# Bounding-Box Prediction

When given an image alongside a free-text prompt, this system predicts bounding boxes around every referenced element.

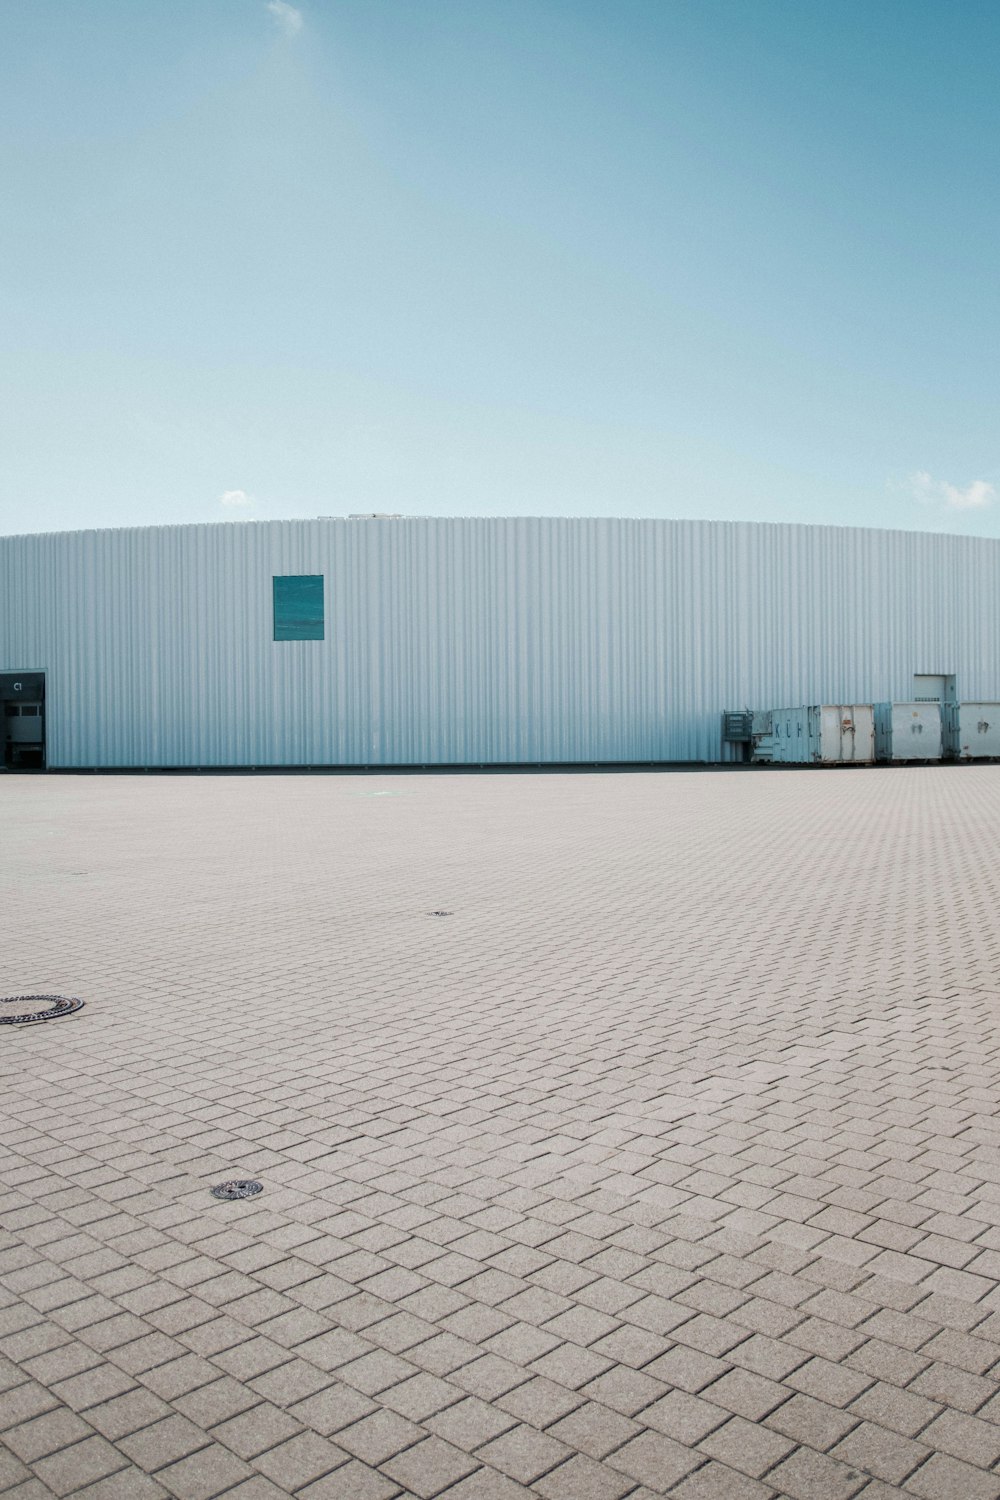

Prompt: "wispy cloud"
[266,1,303,37]
[220,489,252,508]
[907,470,996,511]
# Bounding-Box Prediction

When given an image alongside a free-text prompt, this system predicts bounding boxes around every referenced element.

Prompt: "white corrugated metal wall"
[3,516,1000,767]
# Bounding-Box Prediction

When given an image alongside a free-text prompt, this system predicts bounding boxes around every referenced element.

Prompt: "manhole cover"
[210,1180,263,1201]
[0,995,85,1025]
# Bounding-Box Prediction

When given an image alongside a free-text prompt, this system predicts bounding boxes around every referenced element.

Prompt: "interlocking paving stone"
[30,1434,128,1497]
[251,1429,351,1489]
[151,1442,254,1499]
[381,1433,479,1494]
[296,1463,402,1499]
[670,1462,777,1499]
[475,1423,572,1483]
[7,767,1000,1498]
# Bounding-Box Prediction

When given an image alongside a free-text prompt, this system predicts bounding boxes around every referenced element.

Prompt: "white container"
[874,702,942,761]
[754,706,874,764]
[943,703,1000,760]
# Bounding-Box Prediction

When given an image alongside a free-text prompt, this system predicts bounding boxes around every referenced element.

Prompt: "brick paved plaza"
[6,766,1000,1500]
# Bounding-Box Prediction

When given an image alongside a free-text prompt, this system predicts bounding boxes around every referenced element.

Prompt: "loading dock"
[1,672,45,769]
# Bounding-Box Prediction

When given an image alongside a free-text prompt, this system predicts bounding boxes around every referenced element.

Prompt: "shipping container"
[873,702,943,761]
[943,703,1000,760]
[752,706,874,764]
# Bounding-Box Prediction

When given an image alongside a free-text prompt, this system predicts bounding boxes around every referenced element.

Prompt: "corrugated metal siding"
[4,516,1000,767]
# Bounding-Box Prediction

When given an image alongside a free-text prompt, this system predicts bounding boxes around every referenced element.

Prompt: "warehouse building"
[2,515,1000,770]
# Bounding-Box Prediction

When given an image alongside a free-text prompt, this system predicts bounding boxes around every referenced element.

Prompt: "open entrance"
[1,673,45,770]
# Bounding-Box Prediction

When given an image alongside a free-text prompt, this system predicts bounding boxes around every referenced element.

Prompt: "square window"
[273,575,324,641]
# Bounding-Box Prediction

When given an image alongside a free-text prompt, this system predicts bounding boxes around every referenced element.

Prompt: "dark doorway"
[1,673,45,770]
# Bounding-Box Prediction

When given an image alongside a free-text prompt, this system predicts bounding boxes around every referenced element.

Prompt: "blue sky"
[2,0,998,537]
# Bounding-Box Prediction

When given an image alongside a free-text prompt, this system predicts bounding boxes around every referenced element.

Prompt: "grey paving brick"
[2,1407,94,1463]
[919,1407,1000,1466]
[670,1461,778,1499]
[30,1435,128,1497]
[0,1382,60,1431]
[0,1450,33,1491]
[905,1452,1000,1499]
[335,1408,424,1465]
[437,1470,536,1499]
[50,1364,136,1413]
[698,1412,795,1477]
[152,1443,254,1500]
[11,771,1000,1500]
[474,1423,571,1482]
[547,1400,642,1458]
[704,1366,789,1421]
[785,1355,874,1407]
[643,1345,731,1392]
[0,1481,61,1500]
[173,1375,259,1428]
[69,1474,171,1500]
[252,1430,350,1489]
[495,1376,583,1427]
[382,1434,478,1496]
[606,1427,702,1488]
[138,1355,217,1403]
[831,1421,930,1485]
[288,1380,379,1434]
[84,1388,173,1442]
[766,1444,869,1498]
[425,1395,516,1449]
[847,1379,941,1437]
[209,1403,303,1460]
[115,1414,210,1473]
[533,1452,635,1499]
[451,1355,532,1400]
[297,1461,402,1500]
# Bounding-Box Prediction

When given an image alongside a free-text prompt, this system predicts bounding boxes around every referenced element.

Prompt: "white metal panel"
[816,705,874,764]
[874,702,943,761]
[3,517,1000,767]
[850,705,875,763]
[945,703,1000,759]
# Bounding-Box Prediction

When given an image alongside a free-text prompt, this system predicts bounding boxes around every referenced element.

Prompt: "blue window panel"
[273,574,324,641]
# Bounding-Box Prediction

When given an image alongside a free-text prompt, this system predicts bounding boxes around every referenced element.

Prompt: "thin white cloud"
[220,489,252,507]
[907,471,996,511]
[266,1,303,37]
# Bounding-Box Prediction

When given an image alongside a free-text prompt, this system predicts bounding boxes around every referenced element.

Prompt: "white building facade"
[3,515,1000,769]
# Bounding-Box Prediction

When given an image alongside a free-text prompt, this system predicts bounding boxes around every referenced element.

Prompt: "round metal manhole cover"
[210,1180,263,1201]
[0,995,85,1026]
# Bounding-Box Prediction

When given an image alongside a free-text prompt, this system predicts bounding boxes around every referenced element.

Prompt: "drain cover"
[210,1180,263,1201]
[0,995,85,1025]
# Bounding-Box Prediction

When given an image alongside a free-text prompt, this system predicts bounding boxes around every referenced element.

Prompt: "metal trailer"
[873,702,943,762]
[943,703,1000,760]
[751,705,874,765]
